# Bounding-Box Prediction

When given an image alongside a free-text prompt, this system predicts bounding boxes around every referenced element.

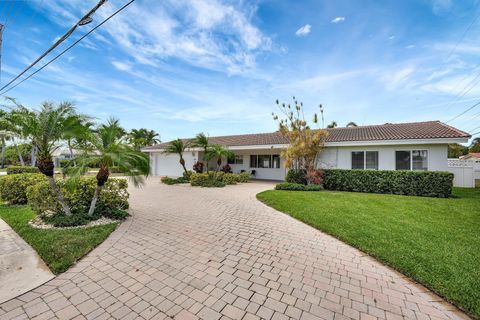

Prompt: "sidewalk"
[0,218,54,304]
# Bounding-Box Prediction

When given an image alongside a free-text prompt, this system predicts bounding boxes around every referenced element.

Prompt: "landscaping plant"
[164,138,191,176]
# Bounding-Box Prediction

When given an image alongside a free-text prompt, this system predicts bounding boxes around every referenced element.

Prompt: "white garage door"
[153,152,196,177]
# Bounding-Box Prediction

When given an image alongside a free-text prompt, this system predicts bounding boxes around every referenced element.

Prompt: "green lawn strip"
[0,205,118,274]
[257,188,480,318]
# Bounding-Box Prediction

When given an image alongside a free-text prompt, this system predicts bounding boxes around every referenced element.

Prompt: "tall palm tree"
[1,109,25,165]
[164,139,190,175]
[72,119,150,216]
[13,101,85,215]
[128,128,160,150]
[206,144,234,172]
[192,132,210,172]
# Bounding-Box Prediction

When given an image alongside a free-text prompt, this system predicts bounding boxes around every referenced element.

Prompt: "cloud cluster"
[295,24,311,36]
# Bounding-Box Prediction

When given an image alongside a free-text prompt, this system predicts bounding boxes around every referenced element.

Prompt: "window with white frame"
[249,154,280,168]
[351,151,379,170]
[395,150,428,170]
[228,155,243,165]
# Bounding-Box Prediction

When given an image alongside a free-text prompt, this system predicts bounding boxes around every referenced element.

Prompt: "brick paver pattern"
[0,180,470,320]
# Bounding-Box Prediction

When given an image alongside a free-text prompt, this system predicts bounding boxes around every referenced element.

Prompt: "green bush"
[190,172,225,187]
[285,169,307,185]
[161,176,189,185]
[42,212,95,227]
[323,169,454,198]
[6,166,40,175]
[26,177,129,216]
[275,182,323,191]
[183,170,194,179]
[0,173,46,204]
[237,172,251,183]
[222,173,238,185]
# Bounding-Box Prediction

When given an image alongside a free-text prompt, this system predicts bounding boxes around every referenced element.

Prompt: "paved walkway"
[0,219,54,305]
[0,179,469,320]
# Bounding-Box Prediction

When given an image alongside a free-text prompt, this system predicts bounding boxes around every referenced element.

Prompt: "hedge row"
[189,171,251,187]
[6,166,40,175]
[322,169,454,198]
[275,183,323,191]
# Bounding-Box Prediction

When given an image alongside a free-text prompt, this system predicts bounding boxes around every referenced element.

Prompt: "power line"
[446,100,480,123]
[0,0,108,94]
[444,10,480,63]
[469,124,480,133]
[0,0,137,95]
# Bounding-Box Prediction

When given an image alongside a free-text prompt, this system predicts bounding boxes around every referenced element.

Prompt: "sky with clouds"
[1,0,479,142]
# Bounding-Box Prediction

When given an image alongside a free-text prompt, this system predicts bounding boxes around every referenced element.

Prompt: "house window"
[396,150,428,171]
[228,155,243,165]
[272,155,280,168]
[258,155,271,168]
[250,155,258,168]
[412,150,428,170]
[351,151,378,170]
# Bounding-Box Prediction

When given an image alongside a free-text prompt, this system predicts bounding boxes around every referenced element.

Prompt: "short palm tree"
[164,139,190,175]
[327,121,338,128]
[205,144,234,172]
[192,132,210,172]
[73,118,150,216]
[12,101,86,215]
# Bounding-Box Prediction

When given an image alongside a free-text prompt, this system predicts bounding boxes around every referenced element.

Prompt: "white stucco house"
[142,121,471,181]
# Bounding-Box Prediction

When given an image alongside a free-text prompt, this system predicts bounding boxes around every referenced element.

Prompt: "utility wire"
[444,10,480,63]
[443,72,480,110]
[446,100,480,123]
[0,0,137,95]
[0,0,108,93]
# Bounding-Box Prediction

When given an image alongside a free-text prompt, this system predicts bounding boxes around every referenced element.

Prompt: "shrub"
[6,166,40,175]
[322,169,454,198]
[285,169,307,185]
[190,172,225,187]
[26,177,129,216]
[42,212,94,227]
[222,173,238,185]
[220,164,232,173]
[193,161,204,173]
[0,173,46,204]
[237,172,251,183]
[161,176,189,185]
[183,170,194,179]
[59,159,73,168]
[306,169,323,185]
[275,182,323,191]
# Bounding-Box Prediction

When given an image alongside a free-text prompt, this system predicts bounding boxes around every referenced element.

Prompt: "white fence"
[447,159,480,188]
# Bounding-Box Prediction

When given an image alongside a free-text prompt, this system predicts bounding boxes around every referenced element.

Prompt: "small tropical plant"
[164,138,191,175]
[205,144,234,172]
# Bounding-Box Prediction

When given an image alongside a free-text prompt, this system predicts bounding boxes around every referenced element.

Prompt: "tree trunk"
[88,185,103,216]
[179,157,188,175]
[204,148,209,173]
[68,140,76,166]
[1,137,5,169]
[13,138,24,166]
[47,176,72,215]
[31,146,36,166]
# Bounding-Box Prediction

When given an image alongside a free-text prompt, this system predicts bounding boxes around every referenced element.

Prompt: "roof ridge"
[324,120,440,130]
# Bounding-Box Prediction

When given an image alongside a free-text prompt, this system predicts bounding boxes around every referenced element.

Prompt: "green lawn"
[257,188,480,318]
[0,205,118,274]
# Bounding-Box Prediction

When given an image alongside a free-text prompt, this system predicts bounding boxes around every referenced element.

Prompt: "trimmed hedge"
[6,166,40,175]
[189,172,250,187]
[161,176,189,185]
[26,177,129,215]
[0,173,46,204]
[285,169,307,184]
[275,182,323,191]
[323,169,454,198]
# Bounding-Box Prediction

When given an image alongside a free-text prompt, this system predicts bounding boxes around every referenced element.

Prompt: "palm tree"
[72,118,150,216]
[205,144,234,172]
[13,101,86,215]
[326,121,338,128]
[164,139,190,175]
[346,121,358,127]
[63,115,94,166]
[128,128,160,150]
[1,109,26,166]
[192,132,210,172]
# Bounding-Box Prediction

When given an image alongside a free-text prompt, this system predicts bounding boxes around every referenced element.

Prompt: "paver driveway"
[0,179,469,320]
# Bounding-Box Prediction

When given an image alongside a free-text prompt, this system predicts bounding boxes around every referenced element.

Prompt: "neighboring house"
[142,121,470,180]
[460,153,480,160]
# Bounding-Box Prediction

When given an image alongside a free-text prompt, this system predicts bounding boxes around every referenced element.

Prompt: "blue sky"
[1,0,480,142]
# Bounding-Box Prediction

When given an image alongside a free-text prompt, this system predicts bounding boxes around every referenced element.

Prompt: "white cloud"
[295,24,311,37]
[111,61,132,72]
[331,17,345,23]
[389,36,395,40]
[406,44,415,49]
[382,67,415,90]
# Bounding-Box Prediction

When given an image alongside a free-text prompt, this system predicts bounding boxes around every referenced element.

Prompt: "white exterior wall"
[317,144,448,171]
[150,151,198,177]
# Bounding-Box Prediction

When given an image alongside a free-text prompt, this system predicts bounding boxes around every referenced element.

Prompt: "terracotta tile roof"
[142,121,470,150]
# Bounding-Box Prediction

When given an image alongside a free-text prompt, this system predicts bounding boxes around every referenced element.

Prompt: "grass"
[257,188,480,318]
[0,205,118,274]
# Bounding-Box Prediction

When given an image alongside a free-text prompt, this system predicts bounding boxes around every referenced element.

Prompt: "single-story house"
[142,121,470,181]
